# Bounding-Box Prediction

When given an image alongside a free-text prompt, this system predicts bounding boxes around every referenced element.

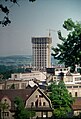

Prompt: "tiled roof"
[0,85,37,102]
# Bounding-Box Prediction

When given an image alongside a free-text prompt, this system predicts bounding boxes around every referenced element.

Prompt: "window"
[39,95,43,98]
[21,83,26,89]
[31,102,34,107]
[60,69,62,71]
[73,86,78,88]
[55,69,58,71]
[4,99,7,102]
[69,92,72,95]
[43,112,47,118]
[75,92,77,97]
[43,102,46,106]
[67,86,72,88]
[3,112,9,117]
[15,84,19,89]
[36,95,38,98]
[35,99,38,107]
[14,75,17,78]
[39,101,41,106]
[54,77,56,79]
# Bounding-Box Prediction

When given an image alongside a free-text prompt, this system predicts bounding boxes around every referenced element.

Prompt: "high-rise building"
[31,37,52,71]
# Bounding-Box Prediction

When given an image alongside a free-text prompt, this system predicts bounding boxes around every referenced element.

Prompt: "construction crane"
[47,29,56,37]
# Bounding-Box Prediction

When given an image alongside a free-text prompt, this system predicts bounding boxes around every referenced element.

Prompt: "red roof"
[0,85,37,102]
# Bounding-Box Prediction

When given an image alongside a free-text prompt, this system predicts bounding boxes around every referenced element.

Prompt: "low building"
[10,71,46,81]
[0,79,37,90]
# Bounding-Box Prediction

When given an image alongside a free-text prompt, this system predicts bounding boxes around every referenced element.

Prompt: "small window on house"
[60,69,62,71]
[43,112,47,117]
[14,75,17,78]
[43,102,46,106]
[39,101,41,106]
[69,92,72,95]
[73,86,78,88]
[55,69,58,71]
[3,112,9,117]
[36,95,38,98]
[67,86,72,88]
[4,99,7,102]
[75,92,77,97]
[54,77,56,79]
[39,95,43,98]
[31,102,34,107]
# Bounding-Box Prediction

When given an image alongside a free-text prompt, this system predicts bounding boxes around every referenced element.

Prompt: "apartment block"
[31,37,52,71]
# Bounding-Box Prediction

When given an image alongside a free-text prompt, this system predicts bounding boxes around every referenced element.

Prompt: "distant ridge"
[0,55,32,58]
[0,55,32,66]
[0,55,58,66]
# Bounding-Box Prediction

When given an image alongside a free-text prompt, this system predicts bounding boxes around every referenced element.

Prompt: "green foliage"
[0,65,27,79]
[0,102,9,119]
[10,83,15,89]
[0,0,36,26]
[14,97,35,119]
[63,18,75,31]
[52,18,81,72]
[0,102,9,110]
[48,80,74,118]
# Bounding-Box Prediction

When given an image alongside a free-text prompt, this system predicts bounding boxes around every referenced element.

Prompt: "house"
[0,85,53,119]
[72,97,81,116]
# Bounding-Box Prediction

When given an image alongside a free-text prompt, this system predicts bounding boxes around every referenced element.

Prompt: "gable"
[1,96,11,110]
[26,88,51,108]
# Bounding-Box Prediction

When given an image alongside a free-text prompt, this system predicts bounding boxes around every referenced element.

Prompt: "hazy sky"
[0,0,81,56]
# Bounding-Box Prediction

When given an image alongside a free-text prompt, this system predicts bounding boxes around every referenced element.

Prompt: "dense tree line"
[0,65,31,80]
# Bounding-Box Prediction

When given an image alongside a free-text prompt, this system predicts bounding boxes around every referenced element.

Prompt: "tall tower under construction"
[31,36,52,71]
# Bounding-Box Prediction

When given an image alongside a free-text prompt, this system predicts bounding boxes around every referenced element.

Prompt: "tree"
[10,83,15,89]
[0,0,36,27]
[0,102,9,119]
[14,97,35,119]
[48,80,74,118]
[52,18,81,72]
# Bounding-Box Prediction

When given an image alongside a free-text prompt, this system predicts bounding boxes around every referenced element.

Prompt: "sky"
[0,0,81,56]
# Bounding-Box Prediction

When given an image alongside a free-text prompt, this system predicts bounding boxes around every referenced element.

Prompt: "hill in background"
[0,55,58,67]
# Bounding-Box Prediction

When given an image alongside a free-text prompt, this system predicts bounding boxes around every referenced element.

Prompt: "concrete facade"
[31,37,52,71]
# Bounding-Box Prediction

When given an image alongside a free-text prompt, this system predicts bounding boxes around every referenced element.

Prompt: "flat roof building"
[31,37,52,71]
